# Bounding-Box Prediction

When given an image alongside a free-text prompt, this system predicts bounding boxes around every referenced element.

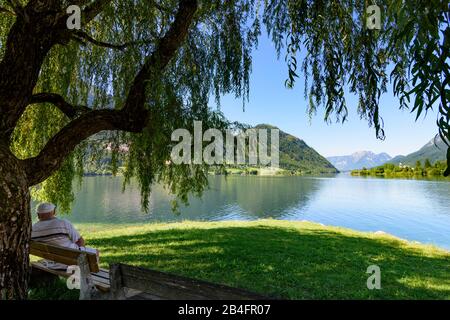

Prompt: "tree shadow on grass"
[88,225,450,299]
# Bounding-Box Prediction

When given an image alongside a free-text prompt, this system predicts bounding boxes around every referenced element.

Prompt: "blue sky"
[218,32,438,158]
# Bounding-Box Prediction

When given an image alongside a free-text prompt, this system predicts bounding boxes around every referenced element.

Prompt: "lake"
[40,175,450,250]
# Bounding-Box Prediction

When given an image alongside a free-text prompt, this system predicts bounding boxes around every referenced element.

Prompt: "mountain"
[327,151,392,171]
[389,136,447,166]
[255,124,338,173]
[86,123,339,175]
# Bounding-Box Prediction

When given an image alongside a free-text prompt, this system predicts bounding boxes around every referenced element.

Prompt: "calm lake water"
[42,175,450,250]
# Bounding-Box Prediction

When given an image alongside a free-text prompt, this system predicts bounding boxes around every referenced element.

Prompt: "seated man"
[32,202,98,269]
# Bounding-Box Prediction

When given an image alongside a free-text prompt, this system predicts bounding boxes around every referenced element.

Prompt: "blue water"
[47,175,450,250]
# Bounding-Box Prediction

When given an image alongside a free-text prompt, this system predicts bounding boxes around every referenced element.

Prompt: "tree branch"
[30,93,92,119]
[23,109,135,185]
[122,0,198,116]
[71,30,156,51]
[23,0,198,186]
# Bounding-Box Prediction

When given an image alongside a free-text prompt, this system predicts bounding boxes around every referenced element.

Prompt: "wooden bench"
[109,263,268,300]
[30,240,110,299]
[30,241,268,300]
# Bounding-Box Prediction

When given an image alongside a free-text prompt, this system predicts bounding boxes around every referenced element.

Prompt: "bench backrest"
[110,263,268,300]
[30,240,99,273]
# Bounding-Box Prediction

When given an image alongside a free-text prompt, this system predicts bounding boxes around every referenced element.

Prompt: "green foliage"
[416,160,422,170]
[351,160,449,178]
[31,158,77,214]
[28,278,79,300]
[9,102,79,213]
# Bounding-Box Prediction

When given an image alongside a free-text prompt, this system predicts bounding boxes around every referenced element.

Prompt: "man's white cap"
[36,202,56,214]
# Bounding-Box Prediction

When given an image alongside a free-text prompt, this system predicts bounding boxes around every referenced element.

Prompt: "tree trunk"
[0,144,31,300]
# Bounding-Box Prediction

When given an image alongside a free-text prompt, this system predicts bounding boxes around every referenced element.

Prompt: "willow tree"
[0,0,448,299]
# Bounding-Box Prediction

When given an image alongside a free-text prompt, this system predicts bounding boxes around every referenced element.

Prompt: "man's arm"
[64,219,85,247]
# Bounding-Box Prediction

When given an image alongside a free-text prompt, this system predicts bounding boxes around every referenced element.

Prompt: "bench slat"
[92,270,110,281]
[30,249,79,267]
[91,273,110,286]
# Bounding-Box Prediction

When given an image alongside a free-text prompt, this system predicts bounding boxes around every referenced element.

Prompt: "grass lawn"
[29,220,450,299]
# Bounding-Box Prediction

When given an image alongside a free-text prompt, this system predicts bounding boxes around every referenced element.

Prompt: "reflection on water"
[32,175,450,249]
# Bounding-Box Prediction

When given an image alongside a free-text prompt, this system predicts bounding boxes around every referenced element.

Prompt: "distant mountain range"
[327,151,392,171]
[327,136,448,171]
[255,124,338,174]
[389,136,447,166]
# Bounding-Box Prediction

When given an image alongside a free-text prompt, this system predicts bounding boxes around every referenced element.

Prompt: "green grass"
[30,220,450,299]
[29,278,79,300]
